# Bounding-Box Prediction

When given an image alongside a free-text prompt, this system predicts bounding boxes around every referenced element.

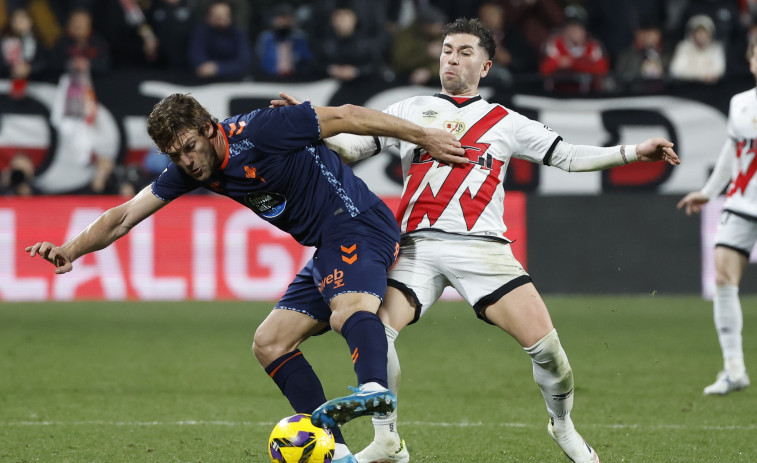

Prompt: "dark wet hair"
[441,17,496,60]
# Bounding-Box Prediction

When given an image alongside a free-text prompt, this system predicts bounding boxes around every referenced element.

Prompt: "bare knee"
[329,292,380,334]
[252,325,290,367]
[715,271,740,287]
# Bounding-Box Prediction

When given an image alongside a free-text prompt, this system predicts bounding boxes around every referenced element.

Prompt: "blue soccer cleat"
[311,384,396,429]
[332,454,359,463]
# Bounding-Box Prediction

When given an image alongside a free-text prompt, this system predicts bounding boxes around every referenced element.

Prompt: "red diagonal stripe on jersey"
[400,106,508,231]
[729,139,757,196]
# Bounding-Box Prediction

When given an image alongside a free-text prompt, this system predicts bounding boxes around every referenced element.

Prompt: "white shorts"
[387,231,531,324]
[715,210,757,257]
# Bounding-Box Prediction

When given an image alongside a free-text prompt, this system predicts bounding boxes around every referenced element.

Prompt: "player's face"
[439,33,492,96]
[165,124,219,181]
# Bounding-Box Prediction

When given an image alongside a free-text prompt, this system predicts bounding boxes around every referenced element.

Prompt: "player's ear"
[204,121,217,139]
[480,59,493,78]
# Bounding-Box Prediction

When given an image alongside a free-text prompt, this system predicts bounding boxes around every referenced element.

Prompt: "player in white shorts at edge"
[676,36,757,397]
[273,17,679,463]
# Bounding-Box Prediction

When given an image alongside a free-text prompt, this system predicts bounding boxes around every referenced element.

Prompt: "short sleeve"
[245,101,321,155]
[510,111,562,163]
[151,163,200,201]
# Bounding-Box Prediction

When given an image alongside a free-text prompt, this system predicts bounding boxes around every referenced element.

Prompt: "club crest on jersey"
[443,121,465,136]
[243,192,286,218]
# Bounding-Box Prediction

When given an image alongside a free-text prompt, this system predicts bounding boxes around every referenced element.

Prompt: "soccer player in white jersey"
[273,17,679,463]
[676,36,757,396]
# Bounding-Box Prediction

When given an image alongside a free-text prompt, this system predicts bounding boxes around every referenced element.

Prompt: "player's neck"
[440,90,479,98]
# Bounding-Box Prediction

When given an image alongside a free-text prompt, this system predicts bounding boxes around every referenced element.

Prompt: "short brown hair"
[147,94,219,153]
[441,17,496,60]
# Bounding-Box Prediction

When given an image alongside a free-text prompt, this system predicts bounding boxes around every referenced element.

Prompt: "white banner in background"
[0,79,730,196]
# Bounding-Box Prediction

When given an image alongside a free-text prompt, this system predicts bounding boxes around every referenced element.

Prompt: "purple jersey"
[151,102,381,247]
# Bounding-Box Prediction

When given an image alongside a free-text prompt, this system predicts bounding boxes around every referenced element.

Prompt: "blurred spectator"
[615,22,671,93]
[311,2,384,82]
[187,0,252,80]
[36,8,117,195]
[0,152,37,196]
[254,3,313,80]
[584,0,666,67]
[669,14,725,83]
[89,0,159,69]
[146,0,198,70]
[539,5,609,94]
[307,0,390,66]
[2,0,62,49]
[502,0,564,57]
[678,0,746,77]
[48,8,109,75]
[196,0,251,33]
[477,0,537,82]
[1,7,47,99]
[391,5,446,86]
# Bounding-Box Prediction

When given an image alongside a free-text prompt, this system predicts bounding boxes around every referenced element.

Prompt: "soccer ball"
[268,413,335,463]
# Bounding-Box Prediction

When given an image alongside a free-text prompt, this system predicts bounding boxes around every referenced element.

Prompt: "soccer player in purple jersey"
[25,93,464,463]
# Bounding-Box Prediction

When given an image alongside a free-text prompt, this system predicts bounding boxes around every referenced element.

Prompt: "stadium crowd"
[1,0,756,196]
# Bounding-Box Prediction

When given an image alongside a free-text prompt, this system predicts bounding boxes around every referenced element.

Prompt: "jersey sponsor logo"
[398,106,508,231]
[318,268,346,293]
[340,243,357,264]
[443,121,466,136]
[422,110,438,119]
[244,165,266,184]
[243,192,286,218]
[728,137,757,197]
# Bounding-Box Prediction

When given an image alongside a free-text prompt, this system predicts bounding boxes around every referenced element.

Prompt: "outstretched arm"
[271,92,467,164]
[25,186,167,274]
[547,137,679,172]
[677,139,733,216]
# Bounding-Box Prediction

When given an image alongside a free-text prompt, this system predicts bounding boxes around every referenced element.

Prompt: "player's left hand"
[270,92,303,108]
[636,137,680,165]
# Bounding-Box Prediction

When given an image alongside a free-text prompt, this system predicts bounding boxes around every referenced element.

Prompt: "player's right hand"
[25,242,74,274]
[422,128,467,165]
[270,92,303,108]
[676,191,709,216]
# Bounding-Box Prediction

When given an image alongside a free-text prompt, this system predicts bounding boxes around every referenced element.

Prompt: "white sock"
[714,285,745,373]
[334,443,350,458]
[371,324,401,446]
[550,414,576,434]
[524,329,574,419]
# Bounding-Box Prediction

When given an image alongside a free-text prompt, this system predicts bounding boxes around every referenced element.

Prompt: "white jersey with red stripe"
[379,93,561,238]
[724,88,757,218]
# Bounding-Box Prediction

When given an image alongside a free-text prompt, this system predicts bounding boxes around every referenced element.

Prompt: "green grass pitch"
[1,296,755,462]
